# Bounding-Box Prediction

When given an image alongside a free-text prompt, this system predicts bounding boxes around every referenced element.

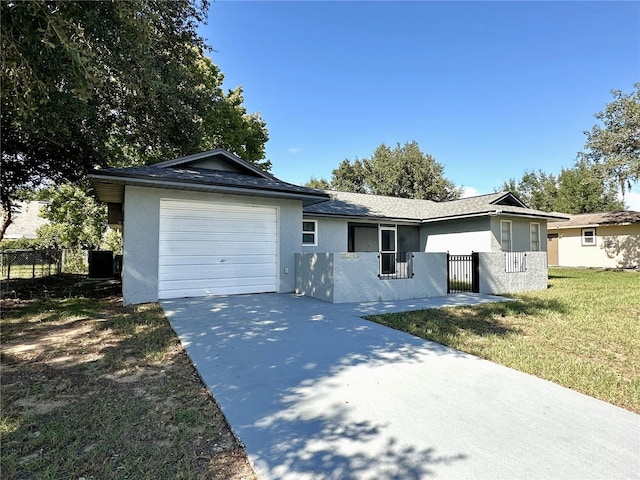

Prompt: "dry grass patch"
[1,275,256,480]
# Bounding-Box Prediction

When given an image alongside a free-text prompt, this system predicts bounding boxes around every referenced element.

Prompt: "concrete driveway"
[162,293,640,480]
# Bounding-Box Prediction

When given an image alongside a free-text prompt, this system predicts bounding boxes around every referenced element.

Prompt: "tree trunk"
[0,205,12,240]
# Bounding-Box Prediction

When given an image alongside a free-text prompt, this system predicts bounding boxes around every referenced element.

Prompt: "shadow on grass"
[366,296,569,346]
[1,273,122,300]
[1,275,250,480]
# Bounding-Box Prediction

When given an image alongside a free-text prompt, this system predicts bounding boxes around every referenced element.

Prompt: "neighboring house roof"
[548,211,640,229]
[304,190,568,223]
[89,149,330,206]
[2,201,49,239]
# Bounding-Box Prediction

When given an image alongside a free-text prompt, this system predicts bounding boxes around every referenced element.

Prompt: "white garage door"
[158,199,277,299]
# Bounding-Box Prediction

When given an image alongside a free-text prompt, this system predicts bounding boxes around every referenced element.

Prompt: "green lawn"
[367,267,640,413]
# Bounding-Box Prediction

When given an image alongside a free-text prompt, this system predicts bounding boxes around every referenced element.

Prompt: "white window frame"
[500,220,512,252]
[530,222,540,251]
[581,228,596,246]
[302,220,318,246]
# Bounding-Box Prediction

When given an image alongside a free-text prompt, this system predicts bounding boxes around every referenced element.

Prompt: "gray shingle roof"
[304,190,568,222]
[95,165,325,197]
[548,211,640,228]
[304,190,436,221]
[89,148,567,223]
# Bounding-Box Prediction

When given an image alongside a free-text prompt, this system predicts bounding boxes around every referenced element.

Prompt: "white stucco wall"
[303,216,348,253]
[555,225,640,268]
[295,252,447,303]
[122,185,303,304]
[478,251,548,294]
[295,253,334,302]
[422,217,492,254]
[424,230,492,254]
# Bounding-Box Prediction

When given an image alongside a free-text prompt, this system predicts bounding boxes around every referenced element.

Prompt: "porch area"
[295,251,549,304]
[295,252,447,304]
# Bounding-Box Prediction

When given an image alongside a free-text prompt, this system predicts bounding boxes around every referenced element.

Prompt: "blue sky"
[202,1,640,207]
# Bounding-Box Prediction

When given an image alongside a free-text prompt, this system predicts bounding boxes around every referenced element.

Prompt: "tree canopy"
[580,84,640,194]
[499,160,624,214]
[1,0,269,239]
[305,141,462,201]
[34,183,106,251]
[500,85,639,214]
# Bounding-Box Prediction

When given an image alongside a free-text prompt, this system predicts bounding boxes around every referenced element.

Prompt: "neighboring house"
[89,149,567,305]
[2,201,49,240]
[547,211,640,269]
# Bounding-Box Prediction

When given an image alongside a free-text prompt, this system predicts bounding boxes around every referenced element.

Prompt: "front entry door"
[379,225,397,275]
[547,234,559,265]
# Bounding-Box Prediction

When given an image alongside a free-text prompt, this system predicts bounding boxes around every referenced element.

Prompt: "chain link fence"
[1,249,64,281]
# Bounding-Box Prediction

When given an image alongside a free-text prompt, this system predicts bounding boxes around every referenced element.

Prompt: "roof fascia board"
[303,212,422,224]
[421,212,494,223]
[548,222,633,229]
[89,174,329,205]
[495,211,570,221]
[421,211,569,223]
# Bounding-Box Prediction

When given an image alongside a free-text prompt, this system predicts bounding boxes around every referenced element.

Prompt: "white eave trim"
[302,212,422,224]
[548,222,633,229]
[421,211,569,223]
[89,174,329,205]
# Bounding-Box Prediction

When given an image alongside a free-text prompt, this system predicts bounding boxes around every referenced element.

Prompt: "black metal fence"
[447,253,479,293]
[505,251,528,273]
[378,252,414,279]
[0,249,63,281]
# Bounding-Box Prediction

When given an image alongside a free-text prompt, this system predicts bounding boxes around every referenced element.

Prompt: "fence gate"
[447,252,479,293]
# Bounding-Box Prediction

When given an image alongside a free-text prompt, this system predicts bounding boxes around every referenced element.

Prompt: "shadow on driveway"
[163,293,640,480]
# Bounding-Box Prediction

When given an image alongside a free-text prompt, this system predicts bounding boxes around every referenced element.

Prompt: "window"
[500,220,512,252]
[530,223,540,251]
[302,220,317,246]
[582,228,596,246]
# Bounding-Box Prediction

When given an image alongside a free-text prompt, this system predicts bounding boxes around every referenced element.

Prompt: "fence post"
[472,252,480,293]
[446,252,450,294]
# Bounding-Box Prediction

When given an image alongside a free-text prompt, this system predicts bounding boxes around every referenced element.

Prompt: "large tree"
[1,0,268,239]
[499,170,558,211]
[554,161,623,214]
[367,142,461,201]
[307,141,461,201]
[581,84,640,194]
[329,158,370,194]
[34,183,106,251]
[499,161,624,213]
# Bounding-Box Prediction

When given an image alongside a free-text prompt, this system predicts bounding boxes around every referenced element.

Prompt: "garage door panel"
[159,218,276,235]
[158,263,276,281]
[159,283,275,298]
[158,254,276,267]
[159,234,277,248]
[158,276,276,293]
[159,224,275,236]
[159,241,276,257]
[158,199,278,299]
